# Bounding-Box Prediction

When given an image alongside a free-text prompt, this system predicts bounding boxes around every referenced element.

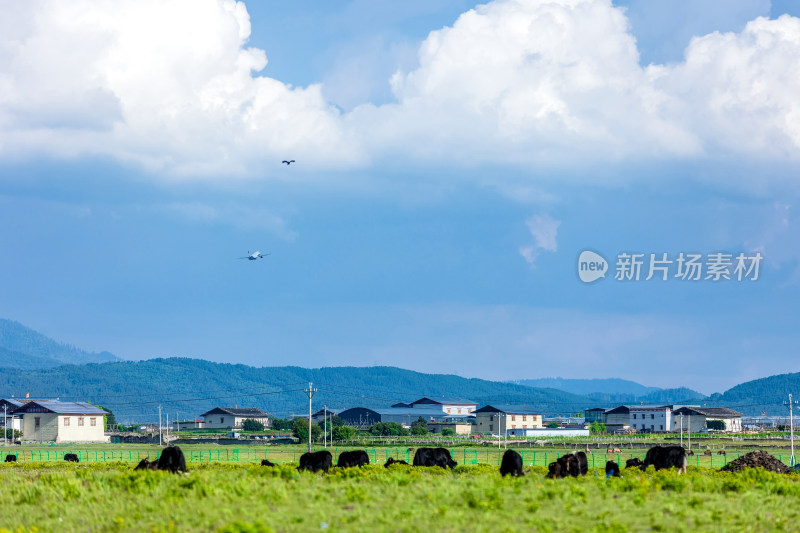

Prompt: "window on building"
[490,415,494,421]
[633,414,637,419]
[447,408,452,414]
[64,417,70,426]
[90,418,97,427]
[660,425,663,430]
[35,417,40,428]
[489,424,493,431]
[220,417,224,423]
[651,425,654,430]
[651,414,655,419]
[78,417,84,426]
[522,416,527,421]
[511,415,516,421]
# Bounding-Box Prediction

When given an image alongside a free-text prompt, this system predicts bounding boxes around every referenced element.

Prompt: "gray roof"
[410,397,478,406]
[673,406,744,418]
[201,407,272,418]
[13,401,108,415]
[475,405,542,415]
[373,407,472,418]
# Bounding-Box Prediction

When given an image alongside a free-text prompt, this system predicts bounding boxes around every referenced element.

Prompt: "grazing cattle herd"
[547,451,588,479]
[5,443,712,478]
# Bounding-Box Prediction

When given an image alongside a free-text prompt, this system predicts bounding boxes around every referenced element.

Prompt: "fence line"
[3,447,795,468]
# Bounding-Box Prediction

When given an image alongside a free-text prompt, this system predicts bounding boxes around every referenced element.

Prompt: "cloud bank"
[1,0,800,178]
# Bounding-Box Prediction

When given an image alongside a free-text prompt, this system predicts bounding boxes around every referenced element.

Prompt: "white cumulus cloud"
[0,0,363,175]
[2,0,800,181]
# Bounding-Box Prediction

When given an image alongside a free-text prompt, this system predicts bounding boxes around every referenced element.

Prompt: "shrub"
[332,425,357,441]
[242,419,265,432]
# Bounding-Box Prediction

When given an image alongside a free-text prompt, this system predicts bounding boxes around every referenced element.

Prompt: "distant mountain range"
[0,318,794,422]
[513,378,706,405]
[0,319,118,369]
[514,377,661,396]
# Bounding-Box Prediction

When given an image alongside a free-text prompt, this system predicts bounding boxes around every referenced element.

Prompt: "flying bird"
[282,160,295,165]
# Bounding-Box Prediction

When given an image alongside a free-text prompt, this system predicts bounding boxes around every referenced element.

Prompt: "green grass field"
[1,460,800,532]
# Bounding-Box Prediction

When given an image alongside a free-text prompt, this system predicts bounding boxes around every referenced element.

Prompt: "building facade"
[474,405,543,435]
[0,399,23,432]
[172,420,205,431]
[407,397,478,415]
[671,407,744,432]
[200,407,272,429]
[629,406,672,433]
[14,401,108,443]
[337,406,472,427]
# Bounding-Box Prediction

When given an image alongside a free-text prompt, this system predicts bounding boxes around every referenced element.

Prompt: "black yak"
[412,447,457,470]
[156,446,187,473]
[337,450,369,468]
[500,449,524,477]
[298,450,333,473]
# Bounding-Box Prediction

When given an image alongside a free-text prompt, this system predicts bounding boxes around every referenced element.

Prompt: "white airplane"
[239,251,270,260]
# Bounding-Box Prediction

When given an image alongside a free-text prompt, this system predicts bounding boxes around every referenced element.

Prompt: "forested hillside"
[0,319,117,368]
[0,358,591,423]
[0,318,793,421]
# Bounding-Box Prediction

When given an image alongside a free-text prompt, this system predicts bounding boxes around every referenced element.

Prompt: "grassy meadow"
[1,460,800,532]
[2,441,797,470]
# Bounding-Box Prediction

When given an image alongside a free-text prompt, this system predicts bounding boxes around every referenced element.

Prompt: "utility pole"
[680,413,683,448]
[784,394,798,467]
[305,382,317,453]
[323,406,327,448]
[688,414,691,452]
[166,413,169,442]
[497,413,503,453]
[158,405,162,446]
[3,404,7,446]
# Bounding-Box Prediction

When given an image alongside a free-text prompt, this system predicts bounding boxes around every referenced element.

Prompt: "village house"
[629,405,672,433]
[13,400,108,443]
[0,399,24,432]
[311,408,339,425]
[671,406,744,432]
[390,397,478,415]
[172,420,205,431]
[474,405,543,435]
[200,407,272,429]
[337,406,471,427]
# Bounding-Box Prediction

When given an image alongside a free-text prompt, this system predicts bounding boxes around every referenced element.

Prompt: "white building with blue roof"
[13,400,108,442]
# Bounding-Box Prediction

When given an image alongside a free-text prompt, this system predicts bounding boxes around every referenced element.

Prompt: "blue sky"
[2,0,800,394]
